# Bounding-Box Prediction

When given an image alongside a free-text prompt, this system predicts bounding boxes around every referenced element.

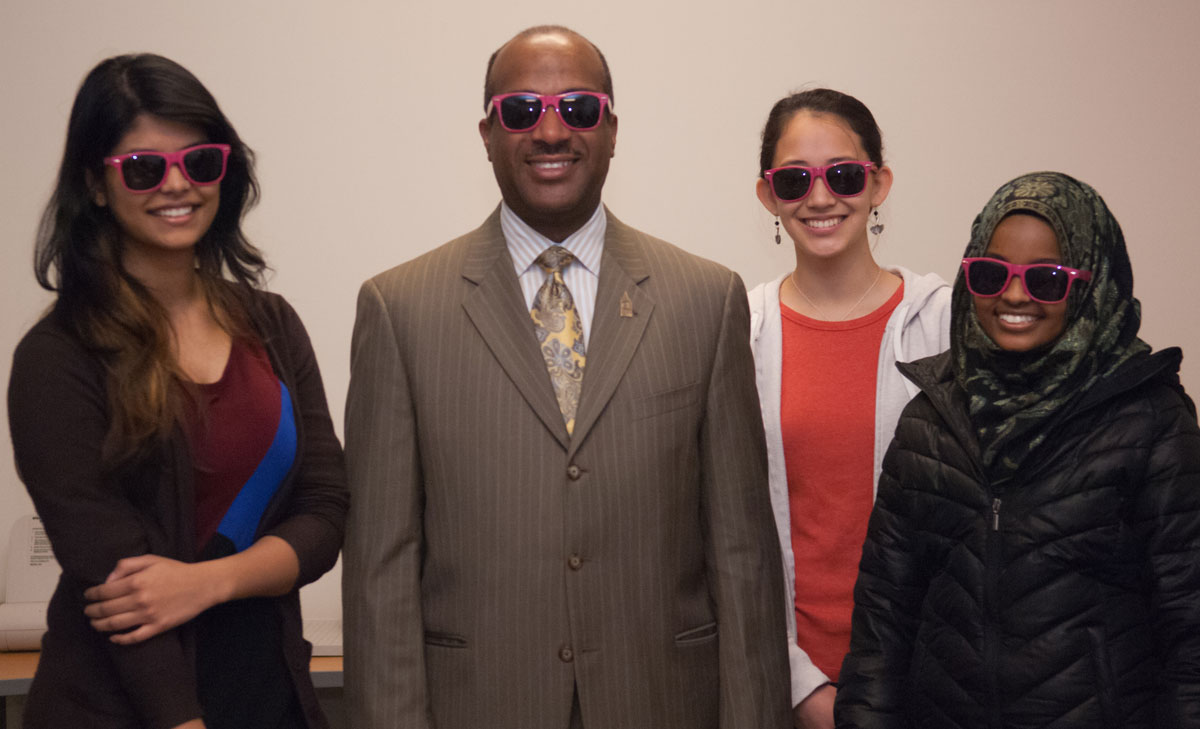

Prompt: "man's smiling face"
[479,30,617,242]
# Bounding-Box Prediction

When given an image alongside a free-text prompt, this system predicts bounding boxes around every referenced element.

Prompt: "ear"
[86,169,108,207]
[607,113,618,158]
[478,117,492,160]
[755,177,779,216]
[869,164,894,208]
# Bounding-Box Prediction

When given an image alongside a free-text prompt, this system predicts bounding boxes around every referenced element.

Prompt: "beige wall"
[2,0,1197,617]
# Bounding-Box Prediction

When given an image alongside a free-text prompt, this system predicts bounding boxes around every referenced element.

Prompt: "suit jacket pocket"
[674,621,718,647]
[424,630,468,649]
[631,382,701,421]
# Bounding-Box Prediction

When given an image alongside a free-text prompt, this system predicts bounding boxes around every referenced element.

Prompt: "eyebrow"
[500,89,600,96]
[776,157,862,168]
[983,253,1062,264]
[112,141,210,156]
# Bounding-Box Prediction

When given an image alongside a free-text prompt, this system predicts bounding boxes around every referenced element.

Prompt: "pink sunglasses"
[103,143,231,193]
[487,91,611,132]
[763,161,875,202]
[961,257,1092,304]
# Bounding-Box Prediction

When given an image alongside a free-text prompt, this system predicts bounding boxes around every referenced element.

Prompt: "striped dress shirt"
[501,202,604,347]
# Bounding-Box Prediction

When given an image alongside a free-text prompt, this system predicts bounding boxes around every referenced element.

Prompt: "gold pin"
[619,291,634,318]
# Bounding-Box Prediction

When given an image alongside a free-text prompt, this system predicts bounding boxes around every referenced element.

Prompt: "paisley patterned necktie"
[530,246,587,435]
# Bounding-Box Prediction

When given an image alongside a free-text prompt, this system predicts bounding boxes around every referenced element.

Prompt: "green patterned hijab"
[951,171,1150,479]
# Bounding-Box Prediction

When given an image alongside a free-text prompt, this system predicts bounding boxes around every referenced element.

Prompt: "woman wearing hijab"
[835,171,1200,728]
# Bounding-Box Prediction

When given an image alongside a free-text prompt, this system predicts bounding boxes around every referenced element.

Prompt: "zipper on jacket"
[984,492,1003,729]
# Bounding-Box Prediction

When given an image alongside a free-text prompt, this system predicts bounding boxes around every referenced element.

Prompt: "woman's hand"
[83,536,300,645]
[794,683,836,729]
[83,555,222,645]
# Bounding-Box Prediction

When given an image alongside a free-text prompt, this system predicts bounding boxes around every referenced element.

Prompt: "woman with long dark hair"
[8,54,347,729]
[748,88,951,729]
[836,171,1200,728]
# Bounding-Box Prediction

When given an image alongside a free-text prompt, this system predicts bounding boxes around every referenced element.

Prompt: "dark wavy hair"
[759,88,884,176]
[34,53,264,465]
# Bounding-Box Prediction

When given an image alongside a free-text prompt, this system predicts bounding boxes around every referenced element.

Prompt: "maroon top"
[188,337,285,553]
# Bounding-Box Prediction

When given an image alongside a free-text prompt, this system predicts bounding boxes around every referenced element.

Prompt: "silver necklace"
[789,267,883,321]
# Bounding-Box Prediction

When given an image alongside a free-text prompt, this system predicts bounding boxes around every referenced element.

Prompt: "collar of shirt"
[501,202,605,280]
[501,202,605,348]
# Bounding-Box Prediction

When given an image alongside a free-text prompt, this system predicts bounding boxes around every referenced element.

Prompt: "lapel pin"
[619,291,634,318]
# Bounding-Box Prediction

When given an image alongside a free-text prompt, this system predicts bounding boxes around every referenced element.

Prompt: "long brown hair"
[35,54,265,467]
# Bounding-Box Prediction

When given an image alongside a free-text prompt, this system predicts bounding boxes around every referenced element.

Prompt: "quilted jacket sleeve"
[1131,383,1200,728]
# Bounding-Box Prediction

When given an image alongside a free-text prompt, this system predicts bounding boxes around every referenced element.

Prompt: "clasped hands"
[82,555,222,645]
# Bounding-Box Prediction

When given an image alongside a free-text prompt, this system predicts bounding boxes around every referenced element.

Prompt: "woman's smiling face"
[974,213,1069,352]
[96,113,220,273]
[755,110,891,262]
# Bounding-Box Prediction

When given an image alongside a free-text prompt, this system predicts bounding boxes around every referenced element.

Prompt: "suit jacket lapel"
[570,211,655,457]
[461,209,570,450]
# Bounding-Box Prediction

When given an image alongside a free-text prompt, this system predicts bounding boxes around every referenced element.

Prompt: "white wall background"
[2,0,1198,620]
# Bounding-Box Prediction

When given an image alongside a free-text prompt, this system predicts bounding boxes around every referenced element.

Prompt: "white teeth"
[805,217,842,229]
[154,207,193,218]
[999,313,1037,324]
[533,161,570,169]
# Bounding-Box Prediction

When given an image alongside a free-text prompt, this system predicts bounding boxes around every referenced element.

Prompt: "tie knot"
[535,246,575,274]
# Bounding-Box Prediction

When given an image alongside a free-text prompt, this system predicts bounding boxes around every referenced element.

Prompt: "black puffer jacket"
[835,349,1200,729]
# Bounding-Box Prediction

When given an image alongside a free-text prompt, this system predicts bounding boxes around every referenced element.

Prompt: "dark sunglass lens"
[1024,267,1069,302]
[121,154,167,190]
[183,147,225,183]
[826,163,867,196]
[967,260,1009,295]
[499,96,543,130]
[557,94,602,129]
[772,168,811,200]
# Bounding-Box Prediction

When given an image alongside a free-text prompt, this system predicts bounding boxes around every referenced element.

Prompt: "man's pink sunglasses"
[487,92,611,132]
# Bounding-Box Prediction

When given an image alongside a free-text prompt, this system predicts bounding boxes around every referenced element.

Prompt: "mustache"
[529,140,573,155]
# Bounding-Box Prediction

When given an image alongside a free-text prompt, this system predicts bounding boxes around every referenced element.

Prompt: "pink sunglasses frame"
[486,92,612,132]
[763,161,876,201]
[961,257,1093,304]
[103,143,231,193]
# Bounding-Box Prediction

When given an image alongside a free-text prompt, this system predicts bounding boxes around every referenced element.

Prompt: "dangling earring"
[869,209,884,236]
[774,218,781,245]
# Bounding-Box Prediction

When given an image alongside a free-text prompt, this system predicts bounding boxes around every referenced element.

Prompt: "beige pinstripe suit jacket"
[343,208,790,729]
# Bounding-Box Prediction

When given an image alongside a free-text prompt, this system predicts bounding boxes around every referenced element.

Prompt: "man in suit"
[343,25,790,729]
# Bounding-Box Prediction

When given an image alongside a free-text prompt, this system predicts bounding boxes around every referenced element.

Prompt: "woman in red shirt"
[747,89,951,729]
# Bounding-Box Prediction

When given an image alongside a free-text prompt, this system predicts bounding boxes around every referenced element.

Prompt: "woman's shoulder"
[887,266,953,357]
[9,307,109,419]
[12,306,93,369]
[746,273,787,312]
[226,285,302,337]
[1093,348,1191,416]
[891,267,952,315]
[746,273,787,344]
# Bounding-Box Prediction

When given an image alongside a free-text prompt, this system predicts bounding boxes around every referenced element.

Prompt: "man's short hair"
[482,25,614,110]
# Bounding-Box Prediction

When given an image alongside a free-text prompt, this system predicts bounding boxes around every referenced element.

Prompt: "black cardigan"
[8,289,348,729]
[836,349,1200,729]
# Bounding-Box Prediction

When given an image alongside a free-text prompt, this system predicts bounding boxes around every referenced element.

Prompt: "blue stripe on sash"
[215,381,297,552]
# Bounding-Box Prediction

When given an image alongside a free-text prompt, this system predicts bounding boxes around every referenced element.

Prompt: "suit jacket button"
[559,646,574,662]
[566,464,582,480]
[567,554,583,570]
